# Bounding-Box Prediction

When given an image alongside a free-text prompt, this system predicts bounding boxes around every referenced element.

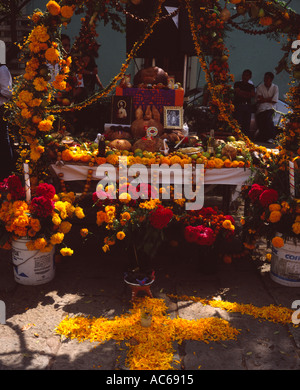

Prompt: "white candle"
[23,163,31,203]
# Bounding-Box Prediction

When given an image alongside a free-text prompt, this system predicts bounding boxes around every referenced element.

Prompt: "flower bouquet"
[241,182,300,250]
[90,180,185,279]
[182,207,240,270]
[0,175,85,256]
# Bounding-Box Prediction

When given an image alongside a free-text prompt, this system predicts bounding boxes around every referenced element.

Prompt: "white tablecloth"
[50,163,251,186]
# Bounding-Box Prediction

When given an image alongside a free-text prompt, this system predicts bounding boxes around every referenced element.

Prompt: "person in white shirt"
[0,63,14,180]
[255,72,279,143]
[48,34,71,83]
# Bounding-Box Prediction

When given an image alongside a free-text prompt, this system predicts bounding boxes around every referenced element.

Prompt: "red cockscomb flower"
[0,175,25,200]
[259,189,278,207]
[30,196,54,218]
[248,183,265,203]
[184,225,215,246]
[35,183,56,199]
[149,205,173,229]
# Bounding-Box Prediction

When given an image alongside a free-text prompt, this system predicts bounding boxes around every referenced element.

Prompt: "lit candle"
[23,163,31,203]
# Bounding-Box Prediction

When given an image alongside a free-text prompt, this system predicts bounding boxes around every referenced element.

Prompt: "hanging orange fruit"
[230,0,242,4]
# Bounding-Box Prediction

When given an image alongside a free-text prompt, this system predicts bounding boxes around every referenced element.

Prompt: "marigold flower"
[96,210,108,226]
[60,247,73,256]
[61,5,74,19]
[266,253,272,262]
[120,212,131,222]
[119,192,131,204]
[30,218,41,232]
[59,221,72,234]
[33,237,48,250]
[33,77,48,91]
[75,207,85,219]
[50,232,64,245]
[52,213,62,226]
[38,119,53,132]
[46,1,61,16]
[116,231,126,240]
[292,222,300,235]
[269,210,282,223]
[272,236,284,248]
[21,108,32,119]
[102,244,110,253]
[80,228,89,238]
[222,219,235,230]
[269,204,281,212]
[41,244,54,253]
[45,47,60,63]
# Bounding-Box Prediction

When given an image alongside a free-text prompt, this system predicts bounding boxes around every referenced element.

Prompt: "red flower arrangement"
[182,207,236,246]
[0,175,25,200]
[185,225,215,246]
[248,183,266,203]
[259,189,278,207]
[35,183,56,199]
[149,205,173,230]
[0,176,84,255]
[245,184,279,207]
[30,196,54,218]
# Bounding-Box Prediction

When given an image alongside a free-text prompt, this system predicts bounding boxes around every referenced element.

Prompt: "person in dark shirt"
[233,69,255,138]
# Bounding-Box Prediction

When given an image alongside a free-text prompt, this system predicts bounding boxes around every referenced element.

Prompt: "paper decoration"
[23,163,31,203]
[289,161,295,197]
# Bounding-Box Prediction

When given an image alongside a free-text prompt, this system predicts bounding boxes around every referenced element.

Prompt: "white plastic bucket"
[270,239,300,287]
[12,239,55,285]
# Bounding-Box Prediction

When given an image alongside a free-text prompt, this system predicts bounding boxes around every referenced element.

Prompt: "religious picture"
[111,96,133,125]
[164,106,183,130]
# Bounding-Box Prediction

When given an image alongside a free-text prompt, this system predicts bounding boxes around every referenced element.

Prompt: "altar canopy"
[126,0,196,58]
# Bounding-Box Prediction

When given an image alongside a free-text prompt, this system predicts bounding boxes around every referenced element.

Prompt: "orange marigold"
[61,5,74,19]
[272,236,284,248]
[46,1,61,16]
[269,210,282,223]
[45,47,60,63]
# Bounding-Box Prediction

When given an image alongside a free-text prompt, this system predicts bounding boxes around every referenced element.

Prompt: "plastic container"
[12,239,55,285]
[270,239,300,287]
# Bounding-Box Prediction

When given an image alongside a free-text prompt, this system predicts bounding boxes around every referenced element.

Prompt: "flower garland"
[185,1,251,146]
[47,0,167,114]
[112,0,181,24]
[6,0,76,175]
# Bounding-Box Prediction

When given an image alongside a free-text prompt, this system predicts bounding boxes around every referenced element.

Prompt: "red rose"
[259,189,278,207]
[35,183,56,199]
[149,205,173,229]
[248,183,265,203]
[30,196,54,218]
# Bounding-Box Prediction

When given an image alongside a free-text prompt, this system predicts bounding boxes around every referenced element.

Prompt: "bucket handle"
[12,250,40,267]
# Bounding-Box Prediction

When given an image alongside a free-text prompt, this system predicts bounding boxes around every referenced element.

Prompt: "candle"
[23,163,31,203]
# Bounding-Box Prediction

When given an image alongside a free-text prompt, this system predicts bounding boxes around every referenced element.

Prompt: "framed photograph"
[164,106,183,130]
[111,95,133,125]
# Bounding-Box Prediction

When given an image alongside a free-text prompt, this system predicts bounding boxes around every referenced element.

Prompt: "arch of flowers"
[6,0,300,181]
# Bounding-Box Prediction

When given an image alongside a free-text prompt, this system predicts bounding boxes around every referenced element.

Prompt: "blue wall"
[27,1,300,100]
